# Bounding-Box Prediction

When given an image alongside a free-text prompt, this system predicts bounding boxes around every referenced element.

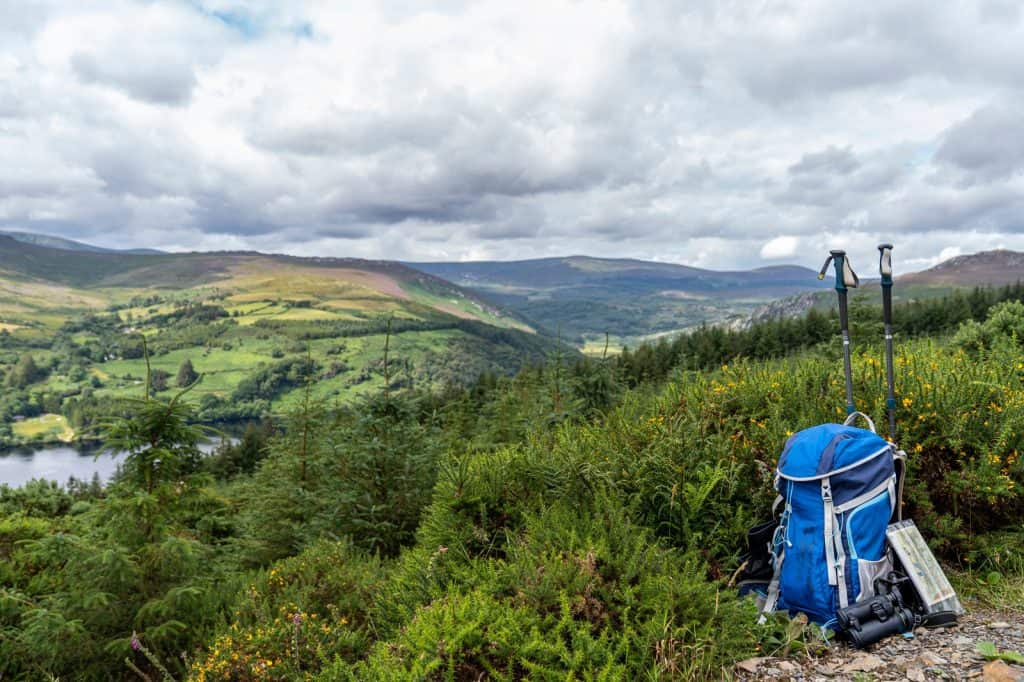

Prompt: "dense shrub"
[188,540,383,681]
[954,300,1024,352]
[351,497,761,680]
[232,357,319,402]
[240,392,442,563]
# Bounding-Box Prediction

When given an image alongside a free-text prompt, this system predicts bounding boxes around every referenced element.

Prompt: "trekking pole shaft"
[838,291,856,415]
[878,243,897,440]
[882,284,897,438]
[822,249,858,416]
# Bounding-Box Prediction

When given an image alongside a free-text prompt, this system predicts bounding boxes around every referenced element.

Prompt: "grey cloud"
[332,199,495,227]
[846,153,908,193]
[469,220,541,240]
[715,2,1024,103]
[72,52,197,106]
[885,186,1024,237]
[0,0,54,39]
[0,176,73,198]
[89,143,193,198]
[739,45,918,104]
[979,0,1021,24]
[789,146,860,176]
[935,102,1024,182]
[6,0,1024,269]
[773,145,914,211]
[249,108,454,157]
[251,103,618,206]
[247,108,632,236]
[715,3,935,103]
[0,96,24,118]
[190,191,282,236]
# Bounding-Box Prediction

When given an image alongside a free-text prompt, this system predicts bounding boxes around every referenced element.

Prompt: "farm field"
[0,237,562,446]
[10,414,74,442]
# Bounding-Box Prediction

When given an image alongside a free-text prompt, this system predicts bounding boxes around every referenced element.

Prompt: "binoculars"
[836,574,919,648]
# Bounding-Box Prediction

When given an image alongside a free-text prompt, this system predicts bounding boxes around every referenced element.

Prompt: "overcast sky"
[2,1,1024,272]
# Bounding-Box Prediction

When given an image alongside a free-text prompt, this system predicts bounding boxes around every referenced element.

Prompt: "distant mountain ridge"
[406,255,832,345]
[407,256,825,295]
[0,233,531,333]
[901,249,1024,286]
[0,230,164,255]
[9,229,1022,348]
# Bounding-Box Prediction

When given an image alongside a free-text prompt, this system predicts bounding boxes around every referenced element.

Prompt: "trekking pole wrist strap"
[843,411,876,432]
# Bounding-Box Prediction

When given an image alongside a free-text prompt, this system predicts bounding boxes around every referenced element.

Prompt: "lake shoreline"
[0,434,241,488]
[0,434,101,453]
[0,417,257,453]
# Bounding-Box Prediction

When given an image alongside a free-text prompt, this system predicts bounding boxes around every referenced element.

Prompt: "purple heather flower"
[131,636,141,651]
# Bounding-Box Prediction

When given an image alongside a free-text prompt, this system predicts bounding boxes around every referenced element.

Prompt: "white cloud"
[1,0,1024,270]
[760,236,799,260]
[938,246,963,262]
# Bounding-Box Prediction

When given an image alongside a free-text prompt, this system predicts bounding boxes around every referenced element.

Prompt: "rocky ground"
[734,610,1024,681]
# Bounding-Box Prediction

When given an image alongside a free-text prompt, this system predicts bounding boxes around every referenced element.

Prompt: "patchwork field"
[0,236,562,446]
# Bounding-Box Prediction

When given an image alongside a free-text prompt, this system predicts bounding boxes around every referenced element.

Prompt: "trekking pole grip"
[829,250,848,291]
[878,244,893,287]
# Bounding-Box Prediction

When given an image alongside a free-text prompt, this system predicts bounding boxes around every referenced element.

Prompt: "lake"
[0,439,234,488]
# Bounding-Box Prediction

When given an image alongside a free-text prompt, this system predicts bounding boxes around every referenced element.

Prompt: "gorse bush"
[337,498,762,680]
[189,540,383,681]
[955,299,1024,352]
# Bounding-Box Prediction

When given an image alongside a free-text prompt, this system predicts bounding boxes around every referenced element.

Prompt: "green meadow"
[0,242,563,447]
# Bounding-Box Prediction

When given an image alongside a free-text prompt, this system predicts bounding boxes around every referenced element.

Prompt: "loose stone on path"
[733,610,1024,681]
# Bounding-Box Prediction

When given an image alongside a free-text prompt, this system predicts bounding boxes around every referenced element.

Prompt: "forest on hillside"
[2,287,1024,679]
[0,298,563,448]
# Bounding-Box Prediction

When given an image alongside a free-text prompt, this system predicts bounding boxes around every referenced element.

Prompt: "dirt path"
[734,610,1024,680]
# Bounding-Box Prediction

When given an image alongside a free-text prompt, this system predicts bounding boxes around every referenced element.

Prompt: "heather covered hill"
[900,249,1024,287]
[0,236,557,446]
[0,229,164,254]
[0,234,527,330]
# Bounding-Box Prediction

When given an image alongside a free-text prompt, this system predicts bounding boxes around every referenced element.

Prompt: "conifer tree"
[6,353,42,388]
[176,357,199,387]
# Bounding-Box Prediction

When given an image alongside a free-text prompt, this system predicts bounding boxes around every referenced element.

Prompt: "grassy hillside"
[408,256,831,348]
[0,235,529,331]
[3,300,1022,680]
[0,237,558,446]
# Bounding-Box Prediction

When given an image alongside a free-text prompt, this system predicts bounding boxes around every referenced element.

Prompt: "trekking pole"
[878,244,897,441]
[819,250,860,415]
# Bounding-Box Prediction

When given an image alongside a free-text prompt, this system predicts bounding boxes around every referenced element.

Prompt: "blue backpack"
[759,413,901,627]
